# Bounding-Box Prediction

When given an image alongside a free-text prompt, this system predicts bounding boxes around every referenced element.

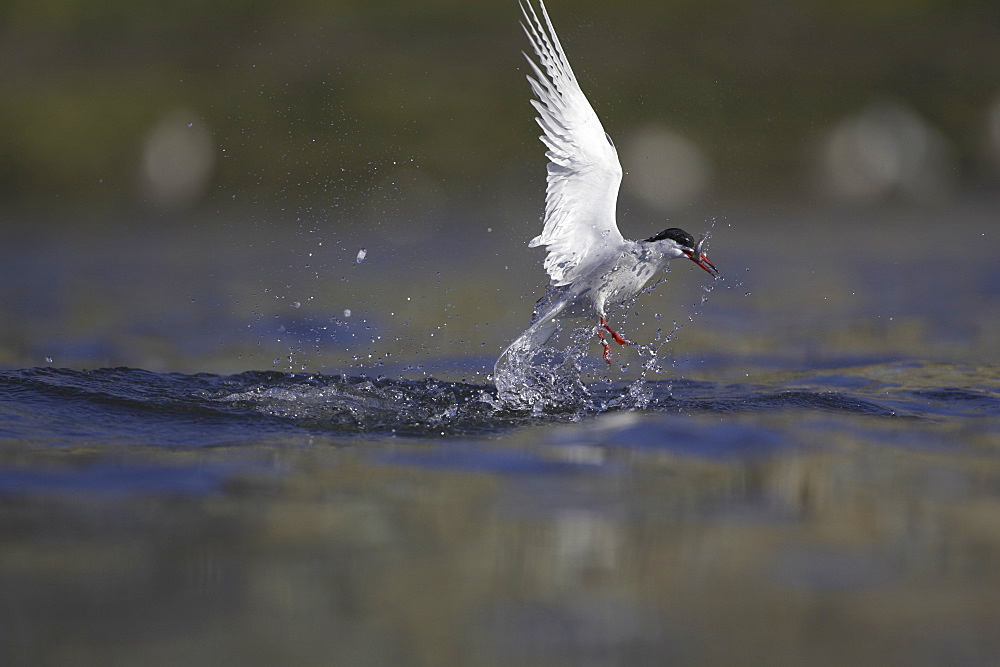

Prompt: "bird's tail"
[493,296,570,406]
[495,312,562,372]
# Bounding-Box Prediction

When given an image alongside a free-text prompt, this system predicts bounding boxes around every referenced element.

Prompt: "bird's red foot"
[599,317,631,347]
[596,328,612,363]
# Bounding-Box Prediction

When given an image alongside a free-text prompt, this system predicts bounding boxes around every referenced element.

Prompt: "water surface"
[1,357,998,665]
[2,202,999,664]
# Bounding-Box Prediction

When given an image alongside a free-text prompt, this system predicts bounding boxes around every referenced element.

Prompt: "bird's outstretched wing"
[520,0,624,287]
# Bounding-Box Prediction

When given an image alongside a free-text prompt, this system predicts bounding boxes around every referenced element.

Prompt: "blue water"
[2,360,996,480]
[2,203,999,664]
[2,360,999,664]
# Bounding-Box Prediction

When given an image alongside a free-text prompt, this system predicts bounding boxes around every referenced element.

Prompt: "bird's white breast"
[585,243,666,315]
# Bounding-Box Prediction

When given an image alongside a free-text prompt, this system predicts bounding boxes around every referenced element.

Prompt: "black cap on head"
[645,227,695,248]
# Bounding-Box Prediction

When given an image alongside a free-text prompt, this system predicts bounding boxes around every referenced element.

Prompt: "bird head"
[644,227,720,278]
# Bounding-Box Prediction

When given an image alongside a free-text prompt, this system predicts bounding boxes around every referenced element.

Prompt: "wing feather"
[519,0,624,286]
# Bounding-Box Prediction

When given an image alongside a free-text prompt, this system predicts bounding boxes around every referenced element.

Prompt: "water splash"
[492,334,591,412]
[492,281,595,411]
[494,221,722,412]
[492,288,671,413]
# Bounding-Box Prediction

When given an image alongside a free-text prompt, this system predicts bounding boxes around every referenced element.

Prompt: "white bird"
[497,0,720,373]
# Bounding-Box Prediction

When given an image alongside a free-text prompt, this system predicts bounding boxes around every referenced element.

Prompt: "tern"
[498,0,720,369]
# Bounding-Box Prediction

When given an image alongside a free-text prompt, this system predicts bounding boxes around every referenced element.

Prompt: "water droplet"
[356,248,367,263]
[344,309,352,317]
[291,301,301,308]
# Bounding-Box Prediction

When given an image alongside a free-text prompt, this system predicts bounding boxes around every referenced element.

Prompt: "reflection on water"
[1,361,998,664]
[0,201,998,663]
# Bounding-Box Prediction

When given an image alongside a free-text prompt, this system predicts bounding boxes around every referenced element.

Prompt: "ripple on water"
[0,462,239,498]
[0,362,996,448]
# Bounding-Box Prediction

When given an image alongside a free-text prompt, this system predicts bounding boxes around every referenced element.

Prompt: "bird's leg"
[595,327,612,363]
[599,316,631,347]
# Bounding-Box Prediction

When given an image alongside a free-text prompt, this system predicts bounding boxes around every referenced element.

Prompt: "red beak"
[684,249,720,278]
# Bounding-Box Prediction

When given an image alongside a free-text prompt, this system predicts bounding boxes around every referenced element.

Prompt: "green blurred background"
[3,0,999,216]
[1,0,998,373]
